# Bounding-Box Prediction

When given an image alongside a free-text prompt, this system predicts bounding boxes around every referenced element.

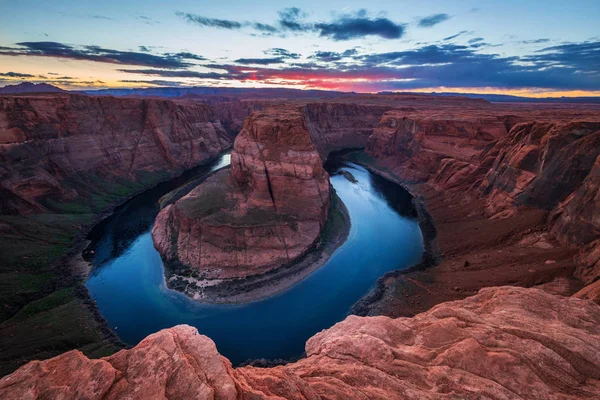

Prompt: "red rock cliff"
[152,107,330,288]
[0,94,232,214]
[2,286,599,399]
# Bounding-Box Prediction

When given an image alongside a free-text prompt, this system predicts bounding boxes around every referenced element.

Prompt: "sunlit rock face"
[3,286,600,399]
[0,94,232,214]
[152,107,330,281]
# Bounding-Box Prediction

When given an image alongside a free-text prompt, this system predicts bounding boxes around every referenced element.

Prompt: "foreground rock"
[2,286,600,399]
[152,107,330,294]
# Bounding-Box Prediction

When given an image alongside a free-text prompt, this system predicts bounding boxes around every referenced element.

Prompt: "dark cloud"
[0,71,35,78]
[468,37,484,44]
[251,22,279,33]
[176,12,242,29]
[277,7,310,31]
[347,42,600,91]
[234,57,285,65]
[0,41,200,68]
[170,52,206,61]
[418,13,451,28]
[120,80,186,87]
[176,8,406,41]
[264,48,301,59]
[443,31,470,41]
[521,39,551,44]
[310,49,358,62]
[118,68,230,80]
[315,12,405,40]
[116,40,600,91]
[525,41,600,70]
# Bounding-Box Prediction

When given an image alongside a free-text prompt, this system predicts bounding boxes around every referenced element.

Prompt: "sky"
[0,0,599,96]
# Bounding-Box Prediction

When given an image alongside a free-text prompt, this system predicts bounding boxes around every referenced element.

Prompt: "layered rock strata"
[2,286,600,399]
[0,94,232,214]
[362,108,600,316]
[152,107,330,288]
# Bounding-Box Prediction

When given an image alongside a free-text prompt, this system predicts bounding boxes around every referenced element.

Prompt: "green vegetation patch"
[6,288,75,323]
[177,171,235,219]
[0,296,120,377]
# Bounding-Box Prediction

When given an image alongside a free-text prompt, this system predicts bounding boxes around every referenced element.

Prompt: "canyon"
[1,91,600,399]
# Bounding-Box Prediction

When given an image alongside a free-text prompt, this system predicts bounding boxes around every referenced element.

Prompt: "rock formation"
[0,94,232,214]
[366,110,511,183]
[152,107,330,288]
[2,286,600,399]
[361,102,600,317]
[304,102,391,157]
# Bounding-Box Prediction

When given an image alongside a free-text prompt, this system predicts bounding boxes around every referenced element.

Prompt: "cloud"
[525,41,600,70]
[137,15,160,25]
[119,80,187,87]
[264,48,301,59]
[309,49,358,62]
[277,7,310,31]
[251,22,279,33]
[315,11,405,40]
[176,12,242,29]
[521,39,551,44]
[118,68,231,80]
[115,40,600,92]
[443,31,469,41]
[234,57,285,65]
[0,71,35,78]
[0,41,201,68]
[170,52,206,61]
[176,8,406,41]
[418,13,451,28]
[468,37,485,44]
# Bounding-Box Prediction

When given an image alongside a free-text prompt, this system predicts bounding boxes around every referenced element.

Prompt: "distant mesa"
[0,82,64,94]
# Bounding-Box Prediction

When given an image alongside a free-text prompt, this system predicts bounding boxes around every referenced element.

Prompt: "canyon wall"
[2,286,599,399]
[304,102,391,157]
[364,107,600,307]
[0,94,233,215]
[152,107,330,289]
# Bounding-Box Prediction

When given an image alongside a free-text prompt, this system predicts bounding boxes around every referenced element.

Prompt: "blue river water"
[85,152,424,364]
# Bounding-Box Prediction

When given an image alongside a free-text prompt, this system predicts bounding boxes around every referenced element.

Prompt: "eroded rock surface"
[152,107,330,286]
[2,287,600,399]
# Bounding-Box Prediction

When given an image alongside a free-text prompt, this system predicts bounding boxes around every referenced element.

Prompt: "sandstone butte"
[2,286,600,399]
[152,107,331,286]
